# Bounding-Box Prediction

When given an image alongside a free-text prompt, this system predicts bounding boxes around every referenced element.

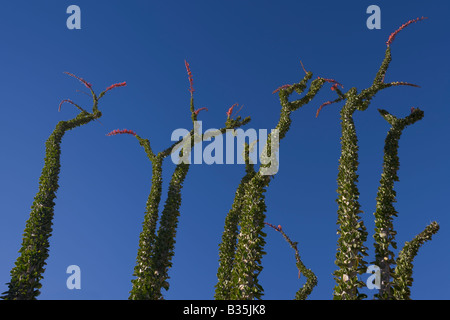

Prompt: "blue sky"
[0,0,449,300]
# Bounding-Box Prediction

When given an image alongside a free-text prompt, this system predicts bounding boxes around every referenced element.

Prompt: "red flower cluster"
[272,84,292,94]
[226,103,244,119]
[410,107,416,113]
[64,72,92,89]
[184,60,194,94]
[104,81,127,93]
[106,129,137,136]
[226,103,237,118]
[386,16,428,47]
[194,107,208,115]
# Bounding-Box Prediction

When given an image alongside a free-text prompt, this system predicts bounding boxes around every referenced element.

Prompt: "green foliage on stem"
[2,110,102,300]
[294,260,317,300]
[333,94,369,300]
[1,72,125,300]
[392,221,440,300]
[332,42,424,300]
[129,137,164,299]
[373,108,424,299]
[215,143,256,300]
[229,172,269,300]
[128,118,251,300]
[128,70,251,298]
[150,157,191,298]
[216,71,325,300]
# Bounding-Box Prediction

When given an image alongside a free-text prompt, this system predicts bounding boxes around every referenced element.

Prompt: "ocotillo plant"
[373,108,439,299]
[215,66,328,300]
[107,61,251,300]
[373,108,420,298]
[2,73,126,300]
[316,17,437,300]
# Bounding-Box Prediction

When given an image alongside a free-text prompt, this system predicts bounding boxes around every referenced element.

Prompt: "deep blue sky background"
[0,1,448,300]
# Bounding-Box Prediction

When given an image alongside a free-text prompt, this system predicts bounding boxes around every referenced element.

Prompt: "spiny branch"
[264,222,317,300]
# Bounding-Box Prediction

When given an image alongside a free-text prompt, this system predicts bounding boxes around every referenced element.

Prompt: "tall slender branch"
[215,142,256,300]
[373,108,424,299]
[264,222,317,300]
[2,73,125,300]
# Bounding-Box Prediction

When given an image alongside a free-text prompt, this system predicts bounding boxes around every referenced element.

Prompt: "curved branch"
[264,222,317,300]
[392,221,440,300]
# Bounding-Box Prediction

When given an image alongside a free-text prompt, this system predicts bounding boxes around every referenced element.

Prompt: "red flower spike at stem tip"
[194,107,208,115]
[300,60,308,75]
[105,81,127,93]
[410,107,415,113]
[226,103,238,118]
[64,72,92,89]
[316,100,333,118]
[272,84,292,94]
[106,128,137,136]
[386,16,428,47]
[184,60,195,94]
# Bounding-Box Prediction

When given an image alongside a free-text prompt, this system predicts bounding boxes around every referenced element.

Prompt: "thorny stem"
[216,69,326,300]
[2,73,125,300]
[373,108,425,299]
[128,61,251,300]
[264,222,318,300]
